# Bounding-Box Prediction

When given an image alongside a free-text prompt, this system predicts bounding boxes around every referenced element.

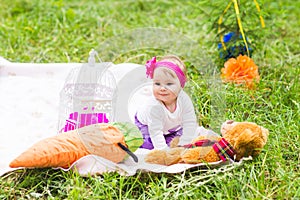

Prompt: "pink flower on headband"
[145,56,187,87]
[145,57,156,78]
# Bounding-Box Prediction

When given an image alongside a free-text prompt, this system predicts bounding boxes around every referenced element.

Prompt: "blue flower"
[218,43,222,49]
[218,32,235,49]
[218,32,253,60]
[223,32,235,42]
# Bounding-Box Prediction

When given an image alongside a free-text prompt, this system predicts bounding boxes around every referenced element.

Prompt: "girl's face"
[152,67,181,105]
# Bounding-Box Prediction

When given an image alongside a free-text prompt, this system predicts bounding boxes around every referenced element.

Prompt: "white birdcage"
[58,49,117,133]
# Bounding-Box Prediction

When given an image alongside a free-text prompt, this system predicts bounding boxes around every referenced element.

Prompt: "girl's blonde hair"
[160,55,187,76]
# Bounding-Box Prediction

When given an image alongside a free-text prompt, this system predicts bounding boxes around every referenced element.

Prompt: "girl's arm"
[147,105,169,150]
[178,92,198,145]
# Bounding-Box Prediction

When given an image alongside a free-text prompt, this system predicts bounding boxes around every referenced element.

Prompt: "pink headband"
[145,57,186,87]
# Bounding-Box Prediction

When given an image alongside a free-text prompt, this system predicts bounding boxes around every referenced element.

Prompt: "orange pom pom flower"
[221,55,260,88]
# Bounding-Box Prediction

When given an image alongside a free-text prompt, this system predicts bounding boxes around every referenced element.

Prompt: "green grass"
[1,0,299,199]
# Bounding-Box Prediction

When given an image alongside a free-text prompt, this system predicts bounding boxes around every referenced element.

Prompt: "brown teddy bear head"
[221,120,269,161]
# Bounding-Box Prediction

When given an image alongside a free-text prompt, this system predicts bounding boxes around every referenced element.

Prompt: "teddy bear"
[144,120,269,165]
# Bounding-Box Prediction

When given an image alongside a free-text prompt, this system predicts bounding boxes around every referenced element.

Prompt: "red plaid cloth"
[181,139,216,148]
[212,138,236,161]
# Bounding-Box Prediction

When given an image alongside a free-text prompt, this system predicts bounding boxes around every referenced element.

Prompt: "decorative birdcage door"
[58,51,116,133]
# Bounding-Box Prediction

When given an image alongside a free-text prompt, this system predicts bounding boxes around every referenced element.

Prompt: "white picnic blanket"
[59,148,232,176]
[0,59,246,176]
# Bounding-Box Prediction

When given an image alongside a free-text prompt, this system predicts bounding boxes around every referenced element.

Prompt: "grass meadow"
[0,0,299,199]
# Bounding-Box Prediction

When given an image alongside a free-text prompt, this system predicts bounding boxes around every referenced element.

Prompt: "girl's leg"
[165,127,183,146]
[134,114,154,150]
